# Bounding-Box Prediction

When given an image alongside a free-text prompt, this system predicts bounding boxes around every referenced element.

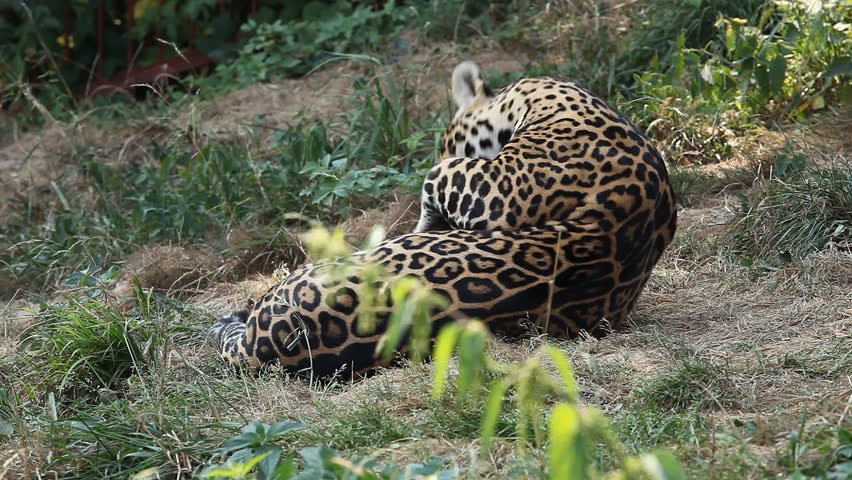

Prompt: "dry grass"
[110,245,223,298]
[343,192,421,247]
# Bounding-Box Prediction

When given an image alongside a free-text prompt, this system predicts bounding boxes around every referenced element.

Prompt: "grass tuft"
[634,357,739,411]
[17,290,183,398]
[731,165,852,259]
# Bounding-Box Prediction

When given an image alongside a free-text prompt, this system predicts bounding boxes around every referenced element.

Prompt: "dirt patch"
[0,298,38,359]
[0,124,85,215]
[175,61,364,140]
[110,244,224,299]
[0,121,171,220]
[192,270,292,319]
[173,43,528,143]
[798,105,852,157]
[343,192,421,247]
[0,440,47,480]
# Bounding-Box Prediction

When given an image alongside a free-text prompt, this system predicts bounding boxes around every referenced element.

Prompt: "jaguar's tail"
[206,308,249,363]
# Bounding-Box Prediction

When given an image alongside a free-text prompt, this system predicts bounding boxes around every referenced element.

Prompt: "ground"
[0,37,850,480]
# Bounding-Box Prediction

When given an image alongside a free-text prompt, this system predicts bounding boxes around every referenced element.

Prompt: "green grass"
[16,289,188,399]
[731,165,852,259]
[634,357,739,412]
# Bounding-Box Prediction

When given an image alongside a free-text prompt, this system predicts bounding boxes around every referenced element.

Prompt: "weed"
[296,69,445,212]
[205,420,305,480]
[780,413,852,479]
[204,424,459,480]
[430,322,686,479]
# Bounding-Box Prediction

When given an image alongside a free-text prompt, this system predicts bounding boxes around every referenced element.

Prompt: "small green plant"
[781,413,852,479]
[204,420,305,480]
[203,420,458,480]
[771,140,807,180]
[432,322,686,479]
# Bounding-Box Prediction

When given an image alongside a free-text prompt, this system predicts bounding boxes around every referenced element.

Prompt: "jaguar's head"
[442,61,517,161]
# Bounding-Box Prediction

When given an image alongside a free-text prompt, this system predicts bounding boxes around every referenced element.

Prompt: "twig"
[543,230,563,336]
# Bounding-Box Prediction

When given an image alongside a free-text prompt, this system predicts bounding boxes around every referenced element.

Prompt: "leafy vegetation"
[207,2,412,89]
[623,0,851,163]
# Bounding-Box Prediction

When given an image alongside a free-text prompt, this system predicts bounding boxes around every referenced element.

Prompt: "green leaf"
[547,345,578,402]
[823,58,852,78]
[548,403,586,480]
[768,55,787,95]
[272,455,297,479]
[456,323,487,399]
[432,323,460,400]
[201,451,270,478]
[256,445,282,480]
[218,431,261,453]
[379,277,418,359]
[837,427,852,445]
[266,420,305,437]
[480,379,509,454]
[774,150,805,179]
[639,451,686,480]
[299,445,339,472]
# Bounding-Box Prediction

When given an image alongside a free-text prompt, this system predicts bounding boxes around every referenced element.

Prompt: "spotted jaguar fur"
[208,61,677,377]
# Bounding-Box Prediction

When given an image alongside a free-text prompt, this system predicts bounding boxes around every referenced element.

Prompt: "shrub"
[201,1,412,91]
[616,0,767,87]
[621,0,851,163]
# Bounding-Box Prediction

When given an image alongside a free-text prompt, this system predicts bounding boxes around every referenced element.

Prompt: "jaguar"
[208,61,677,377]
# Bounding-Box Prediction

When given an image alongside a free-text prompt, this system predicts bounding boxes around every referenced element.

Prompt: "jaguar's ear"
[452,61,483,110]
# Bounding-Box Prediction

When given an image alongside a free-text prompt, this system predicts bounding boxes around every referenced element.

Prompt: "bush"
[616,0,767,87]
[199,1,412,92]
[620,0,851,163]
